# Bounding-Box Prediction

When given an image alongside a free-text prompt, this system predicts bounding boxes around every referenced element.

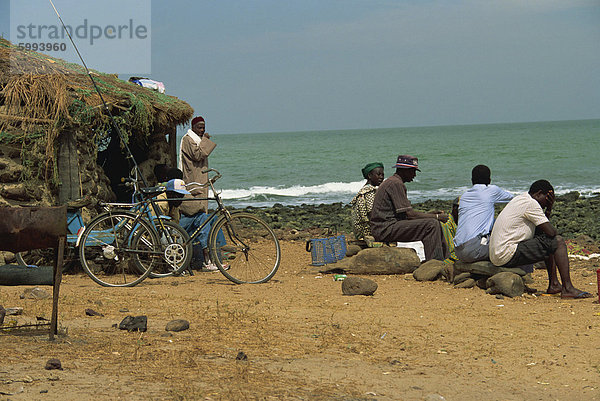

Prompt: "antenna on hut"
[47,0,148,187]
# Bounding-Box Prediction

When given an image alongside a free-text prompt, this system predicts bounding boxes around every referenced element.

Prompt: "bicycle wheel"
[78,211,159,287]
[208,212,280,284]
[146,219,192,278]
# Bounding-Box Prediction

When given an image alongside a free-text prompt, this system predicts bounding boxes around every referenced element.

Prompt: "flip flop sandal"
[561,291,593,299]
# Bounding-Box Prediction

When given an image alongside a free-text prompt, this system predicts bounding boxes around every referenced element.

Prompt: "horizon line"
[205,117,600,136]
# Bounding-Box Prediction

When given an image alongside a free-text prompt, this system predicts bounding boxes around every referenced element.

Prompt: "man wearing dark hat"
[179,116,217,215]
[178,116,220,270]
[370,155,449,261]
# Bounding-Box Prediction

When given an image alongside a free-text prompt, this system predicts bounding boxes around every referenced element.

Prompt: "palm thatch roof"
[0,38,194,206]
[0,37,193,148]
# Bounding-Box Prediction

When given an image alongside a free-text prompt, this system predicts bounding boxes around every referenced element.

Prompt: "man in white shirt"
[454,165,513,262]
[489,180,591,299]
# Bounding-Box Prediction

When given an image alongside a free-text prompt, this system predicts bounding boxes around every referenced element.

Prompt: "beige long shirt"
[179,130,216,215]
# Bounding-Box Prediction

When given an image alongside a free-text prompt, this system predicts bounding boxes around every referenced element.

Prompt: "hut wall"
[0,126,179,207]
[57,130,80,203]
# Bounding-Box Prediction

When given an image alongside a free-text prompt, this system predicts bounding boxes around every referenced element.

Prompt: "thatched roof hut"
[0,38,193,206]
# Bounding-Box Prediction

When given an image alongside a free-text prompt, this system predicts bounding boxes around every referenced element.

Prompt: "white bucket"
[396,241,426,262]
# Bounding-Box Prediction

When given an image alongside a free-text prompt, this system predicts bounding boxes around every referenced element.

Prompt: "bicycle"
[90,188,194,281]
[77,169,281,287]
[17,183,193,286]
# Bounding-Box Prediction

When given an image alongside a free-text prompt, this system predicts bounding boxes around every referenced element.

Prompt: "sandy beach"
[1,235,599,401]
[1,4,599,399]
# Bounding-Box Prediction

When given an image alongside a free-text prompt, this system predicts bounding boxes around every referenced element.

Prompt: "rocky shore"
[238,191,600,240]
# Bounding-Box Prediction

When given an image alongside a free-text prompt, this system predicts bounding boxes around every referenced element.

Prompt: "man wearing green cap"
[350,162,384,241]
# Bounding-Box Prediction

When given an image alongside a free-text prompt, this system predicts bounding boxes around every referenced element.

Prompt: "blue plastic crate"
[329,234,347,261]
[306,234,346,266]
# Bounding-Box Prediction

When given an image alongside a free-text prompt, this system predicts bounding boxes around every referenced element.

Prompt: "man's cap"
[393,155,420,171]
[191,116,205,126]
[166,179,190,195]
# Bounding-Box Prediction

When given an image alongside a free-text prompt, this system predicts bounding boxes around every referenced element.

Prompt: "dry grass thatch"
[0,38,193,150]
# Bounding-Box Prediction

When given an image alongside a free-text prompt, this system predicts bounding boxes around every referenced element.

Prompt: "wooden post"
[168,125,177,167]
[57,130,80,203]
[50,236,65,340]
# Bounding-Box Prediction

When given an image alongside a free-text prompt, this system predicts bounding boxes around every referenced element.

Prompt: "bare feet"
[560,287,593,299]
[545,285,562,295]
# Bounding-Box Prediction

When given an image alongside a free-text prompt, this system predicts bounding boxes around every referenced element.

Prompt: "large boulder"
[118,315,148,332]
[454,261,527,277]
[166,319,190,332]
[486,272,525,298]
[345,244,362,257]
[455,278,476,288]
[453,272,472,285]
[442,262,455,282]
[341,276,378,296]
[320,246,420,275]
[413,260,445,281]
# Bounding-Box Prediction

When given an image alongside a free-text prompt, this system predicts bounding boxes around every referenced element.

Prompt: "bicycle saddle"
[139,186,166,197]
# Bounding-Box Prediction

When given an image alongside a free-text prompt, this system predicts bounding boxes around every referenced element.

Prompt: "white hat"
[165,179,190,195]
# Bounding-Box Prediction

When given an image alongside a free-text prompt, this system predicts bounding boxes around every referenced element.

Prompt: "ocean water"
[180,119,600,208]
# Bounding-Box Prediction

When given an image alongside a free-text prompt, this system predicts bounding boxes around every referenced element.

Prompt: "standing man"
[370,155,449,261]
[489,180,591,299]
[179,116,218,270]
[453,165,513,262]
[179,116,217,215]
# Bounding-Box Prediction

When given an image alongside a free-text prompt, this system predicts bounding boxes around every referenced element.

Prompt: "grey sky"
[2,0,600,134]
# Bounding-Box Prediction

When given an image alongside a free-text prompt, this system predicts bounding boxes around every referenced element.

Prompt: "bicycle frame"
[171,172,233,249]
[112,169,245,255]
[81,168,186,250]
[81,169,246,267]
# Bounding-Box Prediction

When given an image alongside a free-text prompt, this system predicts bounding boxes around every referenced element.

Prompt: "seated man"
[179,178,225,272]
[489,180,591,299]
[154,166,223,271]
[370,155,449,261]
[154,167,186,222]
[453,165,513,262]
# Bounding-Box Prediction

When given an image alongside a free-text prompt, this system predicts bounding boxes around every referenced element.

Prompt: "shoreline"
[235,191,600,240]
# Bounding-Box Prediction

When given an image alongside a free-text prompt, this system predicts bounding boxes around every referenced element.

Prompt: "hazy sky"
[2,0,600,134]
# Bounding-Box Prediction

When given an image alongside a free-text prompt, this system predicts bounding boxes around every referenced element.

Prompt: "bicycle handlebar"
[118,168,222,198]
[185,169,221,192]
[202,168,222,183]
